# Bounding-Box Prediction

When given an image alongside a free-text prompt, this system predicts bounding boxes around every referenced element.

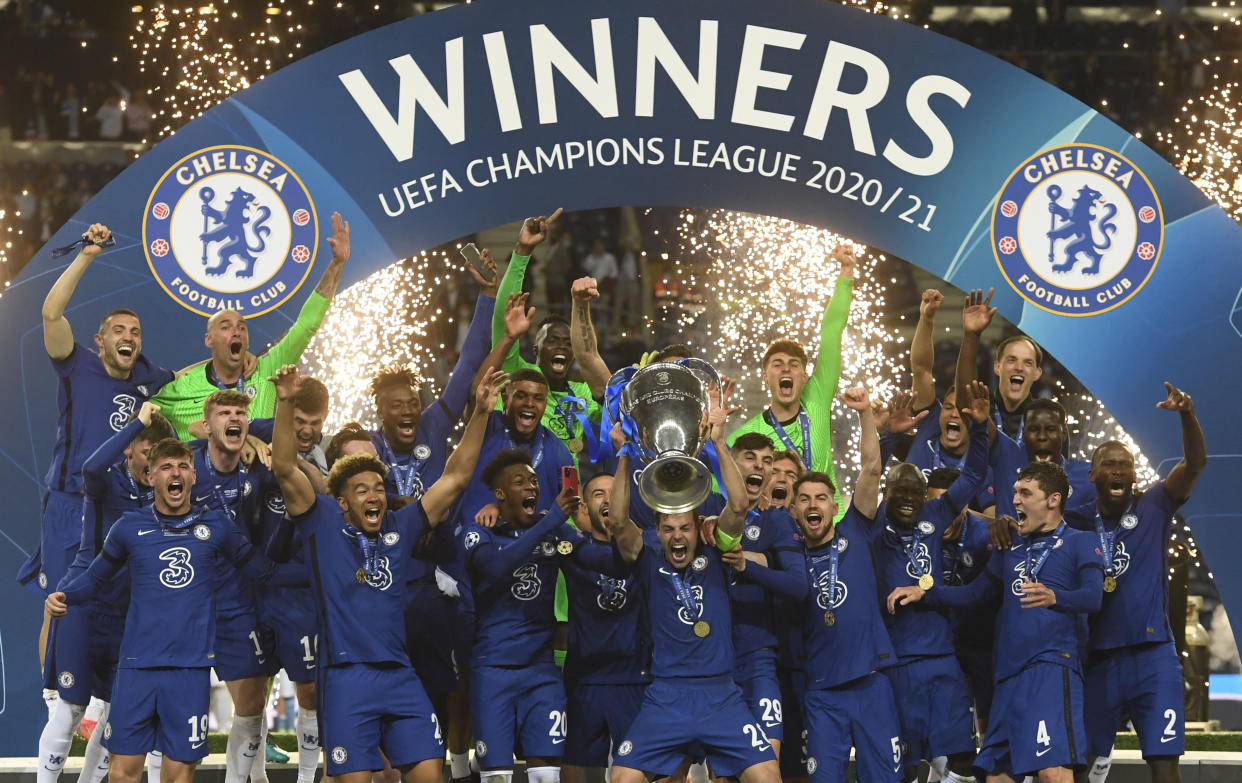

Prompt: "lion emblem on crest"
[1046,184,1118,275]
[199,185,272,278]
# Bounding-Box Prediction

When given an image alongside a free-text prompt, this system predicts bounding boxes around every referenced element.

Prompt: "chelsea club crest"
[992,143,1162,317]
[143,145,318,317]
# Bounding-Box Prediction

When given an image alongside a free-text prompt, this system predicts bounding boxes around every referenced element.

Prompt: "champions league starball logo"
[992,144,1163,317]
[143,145,318,317]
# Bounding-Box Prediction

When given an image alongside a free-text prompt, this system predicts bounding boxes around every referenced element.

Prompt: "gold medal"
[356,568,367,584]
[823,611,835,627]
[918,573,934,591]
[567,437,583,454]
[1103,576,1117,593]
[693,621,711,638]
[557,540,574,555]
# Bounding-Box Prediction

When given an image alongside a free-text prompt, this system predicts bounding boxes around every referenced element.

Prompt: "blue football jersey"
[561,536,650,685]
[60,506,267,668]
[930,524,1102,680]
[906,400,997,511]
[190,446,269,610]
[60,418,155,610]
[464,506,582,668]
[458,412,574,526]
[46,343,172,494]
[731,507,805,656]
[633,543,736,679]
[1087,483,1183,652]
[290,494,435,667]
[802,505,897,689]
[989,432,1096,526]
[940,513,996,649]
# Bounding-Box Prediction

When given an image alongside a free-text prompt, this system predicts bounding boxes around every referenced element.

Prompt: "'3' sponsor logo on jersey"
[904,542,932,582]
[511,563,542,600]
[675,584,705,624]
[109,394,137,432]
[158,547,195,588]
[360,556,394,590]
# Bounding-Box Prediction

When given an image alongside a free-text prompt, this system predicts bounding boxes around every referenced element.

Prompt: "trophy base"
[637,452,713,515]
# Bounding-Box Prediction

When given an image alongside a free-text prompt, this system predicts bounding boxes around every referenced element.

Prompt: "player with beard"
[724,432,807,763]
[247,377,332,479]
[890,289,997,518]
[186,391,276,783]
[729,244,856,521]
[889,462,1104,783]
[988,399,1095,531]
[1079,384,1204,783]
[152,212,351,439]
[29,223,175,712]
[492,209,602,457]
[767,450,803,510]
[462,450,622,783]
[874,380,992,783]
[46,438,279,783]
[602,388,779,783]
[37,403,173,783]
[559,472,651,783]
[790,387,903,783]
[268,365,506,783]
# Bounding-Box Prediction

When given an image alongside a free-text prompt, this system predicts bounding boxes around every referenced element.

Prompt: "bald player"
[152,212,350,438]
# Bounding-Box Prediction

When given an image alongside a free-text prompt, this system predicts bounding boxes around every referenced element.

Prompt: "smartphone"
[561,465,579,496]
[460,242,487,275]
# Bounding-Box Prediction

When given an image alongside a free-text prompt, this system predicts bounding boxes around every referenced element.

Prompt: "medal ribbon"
[664,568,700,626]
[50,234,116,258]
[764,408,812,470]
[555,395,600,462]
[377,431,428,498]
[349,527,380,579]
[1024,520,1067,582]
[826,539,841,608]
[202,455,247,524]
[1094,515,1117,577]
[205,362,247,393]
[900,525,932,581]
[150,506,201,531]
[122,460,155,507]
[505,425,545,468]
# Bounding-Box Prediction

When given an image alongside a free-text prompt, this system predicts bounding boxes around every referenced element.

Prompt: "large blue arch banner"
[0,0,1239,751]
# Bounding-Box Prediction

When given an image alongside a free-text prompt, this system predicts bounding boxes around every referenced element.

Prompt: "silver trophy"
[620,360,719,514]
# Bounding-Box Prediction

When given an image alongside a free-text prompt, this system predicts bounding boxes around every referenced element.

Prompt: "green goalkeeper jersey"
[153,291,331,440]
[729,276,854,520]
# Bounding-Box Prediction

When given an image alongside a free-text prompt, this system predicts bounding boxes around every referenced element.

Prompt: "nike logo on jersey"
[1035,747,1053,757]
[193,494,213,503]
[138,529,158,535]
[1160,735,1178,743]
[552,738,565,745]
[191,742,204,750]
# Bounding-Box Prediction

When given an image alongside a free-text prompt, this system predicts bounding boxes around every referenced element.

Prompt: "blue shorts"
[975,662,1086,779]
[735,649,783,742]
[615,676,776,778]
[319,662,444,774]
[777,668,807,778]
[213,603,280,682]
[565,681,648,767]
[406,584,458,694]
[805,673,902,783]
[258,587,318,683]
[104,667,210,762]
[883,654,975,763]
[19,491,81,597]
[43,606,124,703]
[470,660,566,766]
[1085,642,1184,758]
[956,643,995,729]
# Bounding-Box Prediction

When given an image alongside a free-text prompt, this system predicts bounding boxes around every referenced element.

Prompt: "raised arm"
[807,243,857,397]
[841,387,882,518]
[43,223,111,359]
[940,380,993,517]
[712,378,747,539]
[569,277,612,398]
[1158,382,1206,503]
[491,209,562,353]
[312,212,350,300]
[470,505,569,578]
[422,368,507,524]
[910,289,943,410]
[439,250,499,419]
[605,428,646,563]
[471,293,533,403]
[270,365,316,517]
[83,402,159,495]
[954,287,996,412]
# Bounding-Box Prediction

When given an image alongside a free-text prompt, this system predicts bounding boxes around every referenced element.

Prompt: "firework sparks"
[1158,77,1242,223]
